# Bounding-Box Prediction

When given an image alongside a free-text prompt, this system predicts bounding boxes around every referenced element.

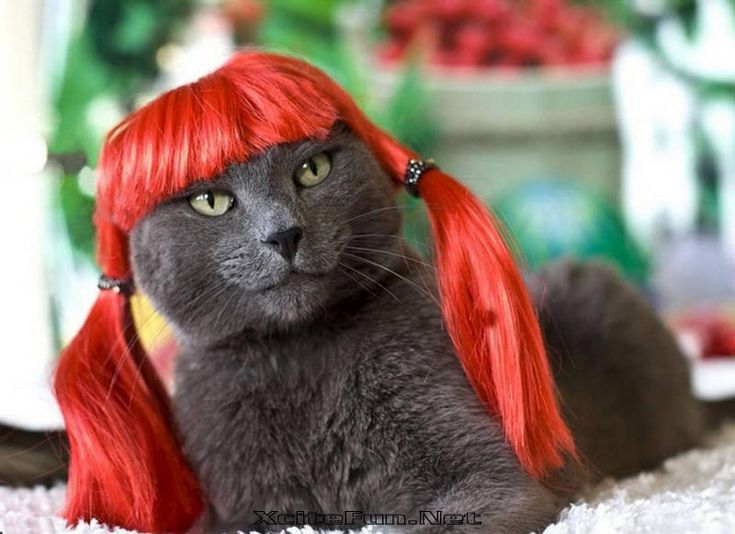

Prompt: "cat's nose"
[263,226,303,262]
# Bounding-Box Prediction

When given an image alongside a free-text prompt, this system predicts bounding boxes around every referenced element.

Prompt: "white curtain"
[0,0,62,430]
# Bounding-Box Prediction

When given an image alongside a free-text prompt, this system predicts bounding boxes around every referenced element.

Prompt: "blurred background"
[1,0,735,430]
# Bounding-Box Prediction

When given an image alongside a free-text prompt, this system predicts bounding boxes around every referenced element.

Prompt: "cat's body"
[128,125,717,532]
[0,253,713,532]
[173,257,560,533]
[170,254,708,533]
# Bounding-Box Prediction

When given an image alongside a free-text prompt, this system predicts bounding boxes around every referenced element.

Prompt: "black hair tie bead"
[404,158,438,198]
[98,275,134,296]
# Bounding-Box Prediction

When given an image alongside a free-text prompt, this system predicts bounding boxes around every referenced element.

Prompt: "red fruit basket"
[379,0,618,70]
[340,0,622,203]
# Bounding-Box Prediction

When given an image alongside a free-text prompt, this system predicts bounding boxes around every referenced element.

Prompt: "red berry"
[430,49,458,66]
[500,20,541,57]
[537,39,568,66]
[385,2,425,36]
[473,0,511,23]
[455,24,491,55]
[429,0,470,21]
[378,40,406,63]
[381,0,618,69]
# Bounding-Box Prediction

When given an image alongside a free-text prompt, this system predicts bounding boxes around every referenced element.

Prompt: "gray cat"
[2,125,731,532]
[127,124,725,533]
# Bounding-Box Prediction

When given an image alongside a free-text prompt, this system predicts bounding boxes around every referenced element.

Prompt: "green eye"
[189,190,234,217]
[295,152,332,188]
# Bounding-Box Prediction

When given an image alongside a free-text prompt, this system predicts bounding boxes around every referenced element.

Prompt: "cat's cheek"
[214,242,291,292]
[292,227,347,275]
[294,248,340,276]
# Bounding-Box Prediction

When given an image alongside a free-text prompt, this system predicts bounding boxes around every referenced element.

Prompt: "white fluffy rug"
[1,422,734,534]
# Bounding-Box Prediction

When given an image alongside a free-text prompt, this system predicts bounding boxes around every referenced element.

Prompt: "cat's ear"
[53,222,202,532]
[413,167,576,479]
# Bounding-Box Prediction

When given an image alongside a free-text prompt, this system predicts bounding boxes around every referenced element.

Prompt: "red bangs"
[97,53,341,230]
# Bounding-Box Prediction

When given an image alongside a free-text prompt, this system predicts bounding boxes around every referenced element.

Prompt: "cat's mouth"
[289,268,328,281]
[261,268,329,292]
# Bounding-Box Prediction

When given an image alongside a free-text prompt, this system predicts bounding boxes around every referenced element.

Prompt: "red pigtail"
[417,169,576,478]
[54,222,202,532]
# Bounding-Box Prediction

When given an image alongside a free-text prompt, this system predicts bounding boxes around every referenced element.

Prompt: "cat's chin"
[263,269,328,291]
[248,271,334,330]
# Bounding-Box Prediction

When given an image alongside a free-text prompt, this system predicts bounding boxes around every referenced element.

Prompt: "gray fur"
[528,261,706,482]
[127,126,711,533]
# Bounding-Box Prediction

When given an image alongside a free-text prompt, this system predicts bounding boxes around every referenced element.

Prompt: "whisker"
[343,205,421,225]
[337,261,400,302]
[177,278,231,316]
[342,252,439,305]
[336,265,377,297]
[345,245,437,302]
[349,233,428,249]
[345,245,434,269]
[208,280,245,338]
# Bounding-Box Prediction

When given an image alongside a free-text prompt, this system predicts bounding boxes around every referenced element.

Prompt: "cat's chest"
[173,335,404,522]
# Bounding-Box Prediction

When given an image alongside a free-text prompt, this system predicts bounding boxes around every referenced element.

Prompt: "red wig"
[55,51,575,532]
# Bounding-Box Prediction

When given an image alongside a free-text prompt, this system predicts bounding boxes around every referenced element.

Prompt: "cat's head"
[130,125,404,343]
